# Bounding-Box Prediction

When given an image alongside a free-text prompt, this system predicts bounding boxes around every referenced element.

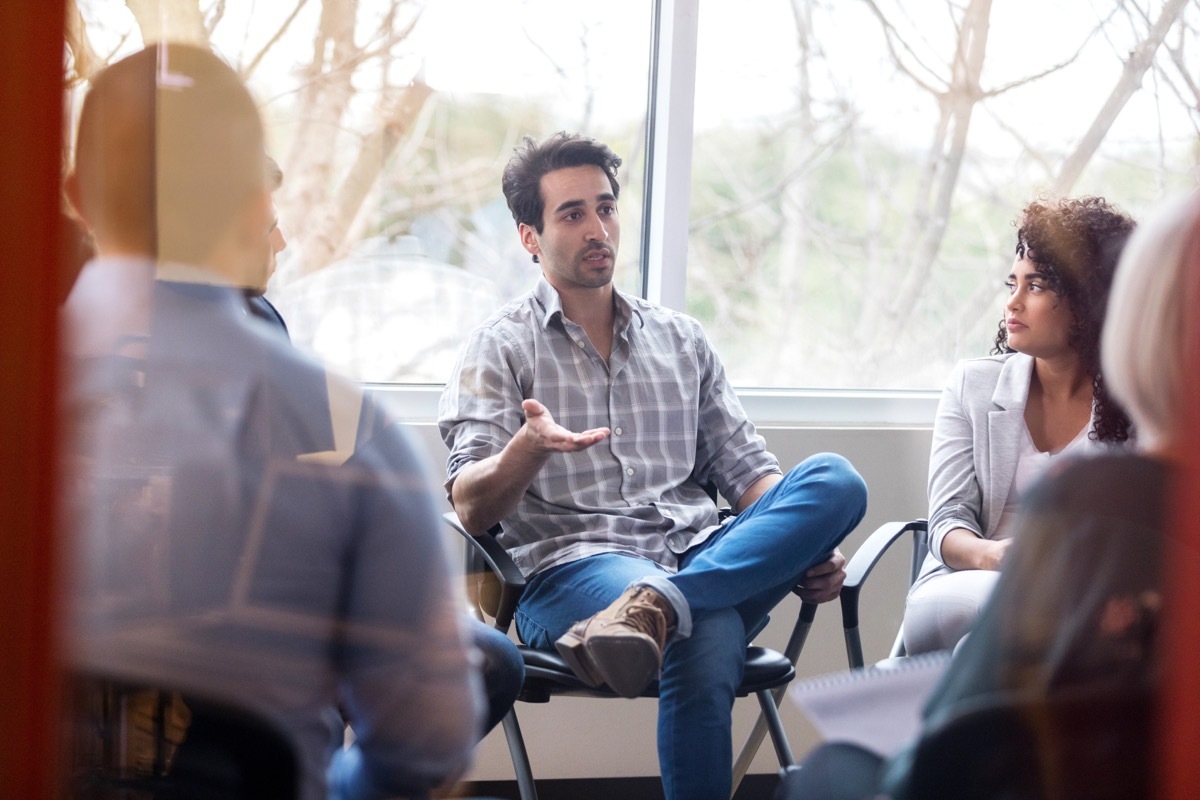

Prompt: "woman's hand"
[941,527,1011,572]
[974,537,1011,571]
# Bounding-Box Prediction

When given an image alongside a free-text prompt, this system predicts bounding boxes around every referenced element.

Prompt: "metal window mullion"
[640,0,699,312]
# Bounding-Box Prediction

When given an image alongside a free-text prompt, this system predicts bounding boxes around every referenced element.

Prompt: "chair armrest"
[442,511,526,632]
[840,519,927,667]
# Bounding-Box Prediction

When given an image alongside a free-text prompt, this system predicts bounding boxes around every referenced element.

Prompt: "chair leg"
[755,688,795,769]
[731,686,796,796]
[501,709,538,800]
[731,603,815,795]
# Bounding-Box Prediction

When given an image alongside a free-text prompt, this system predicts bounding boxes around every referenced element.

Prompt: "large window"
[687,0,1200,389]
[68,1,1200,392]
[69,0,652,383]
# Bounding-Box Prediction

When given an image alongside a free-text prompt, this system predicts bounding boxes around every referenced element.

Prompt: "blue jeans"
[514,453,868,800]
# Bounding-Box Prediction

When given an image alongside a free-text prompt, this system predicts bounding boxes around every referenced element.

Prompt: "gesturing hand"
[519,398,610,454]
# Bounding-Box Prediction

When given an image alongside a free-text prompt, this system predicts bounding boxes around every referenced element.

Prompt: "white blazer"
[915,350,1128,590]
[925,352,1032,564]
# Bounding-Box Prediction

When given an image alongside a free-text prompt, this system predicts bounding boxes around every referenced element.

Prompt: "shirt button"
[626,467,635,476]
[576,339,586,348]
[614,427,623,436]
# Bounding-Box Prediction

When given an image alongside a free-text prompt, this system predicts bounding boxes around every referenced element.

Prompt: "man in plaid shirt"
[440,132,868,800]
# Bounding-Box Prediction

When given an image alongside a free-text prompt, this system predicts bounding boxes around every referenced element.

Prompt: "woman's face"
[1004,254,1075,359]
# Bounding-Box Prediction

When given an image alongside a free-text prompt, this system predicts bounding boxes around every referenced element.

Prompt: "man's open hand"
[520,398,610,453]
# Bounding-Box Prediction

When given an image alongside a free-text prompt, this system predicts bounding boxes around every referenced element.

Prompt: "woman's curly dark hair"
[991,196,1136,443]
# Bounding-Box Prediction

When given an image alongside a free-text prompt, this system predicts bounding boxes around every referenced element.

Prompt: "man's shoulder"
[471,291,541,339]
[620,292,707,339]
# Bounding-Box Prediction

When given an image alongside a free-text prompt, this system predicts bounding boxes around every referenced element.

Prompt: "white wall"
[396,418,934,782]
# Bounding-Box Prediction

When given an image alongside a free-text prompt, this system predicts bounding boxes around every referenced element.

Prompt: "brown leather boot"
[555,586,677,698]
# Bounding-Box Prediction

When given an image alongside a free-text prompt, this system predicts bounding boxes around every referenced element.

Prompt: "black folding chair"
[447,502,820,800]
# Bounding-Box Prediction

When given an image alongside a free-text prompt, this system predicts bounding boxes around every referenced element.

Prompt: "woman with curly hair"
[902,196,1136,655]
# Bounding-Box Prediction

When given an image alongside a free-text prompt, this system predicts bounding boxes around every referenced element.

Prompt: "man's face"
[520,165,619,292]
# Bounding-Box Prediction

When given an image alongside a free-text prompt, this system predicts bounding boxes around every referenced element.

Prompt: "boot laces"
[620,592,666,641]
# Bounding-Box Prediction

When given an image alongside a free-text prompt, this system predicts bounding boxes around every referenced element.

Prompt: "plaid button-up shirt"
[439,277,780,578]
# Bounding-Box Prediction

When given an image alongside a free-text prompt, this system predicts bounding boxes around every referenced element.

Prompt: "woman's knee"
[903,571,999,654]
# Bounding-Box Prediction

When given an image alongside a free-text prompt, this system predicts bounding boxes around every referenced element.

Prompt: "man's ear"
[519,222,541,260]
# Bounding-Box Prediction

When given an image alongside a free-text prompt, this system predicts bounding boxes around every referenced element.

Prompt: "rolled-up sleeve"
[689,323,780,502]
[438,325,527,493]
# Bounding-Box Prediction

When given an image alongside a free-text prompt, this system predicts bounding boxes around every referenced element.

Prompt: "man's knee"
[789,453,868,522]
[806,452,867,498]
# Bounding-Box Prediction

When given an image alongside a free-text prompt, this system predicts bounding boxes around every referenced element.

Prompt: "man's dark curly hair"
[501,132,622,235]
[991,196,1136,443]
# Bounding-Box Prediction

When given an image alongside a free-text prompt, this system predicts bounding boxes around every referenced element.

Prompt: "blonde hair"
[1101,193,1200,451]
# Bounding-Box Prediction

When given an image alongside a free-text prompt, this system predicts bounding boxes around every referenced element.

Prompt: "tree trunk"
[772,0,815,377]
[65,0,103,84]
[850,0,993,382]
[301,80,434,276]
[280,0,359,276]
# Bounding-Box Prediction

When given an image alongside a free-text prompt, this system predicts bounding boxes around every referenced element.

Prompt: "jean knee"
[803,452,867,517]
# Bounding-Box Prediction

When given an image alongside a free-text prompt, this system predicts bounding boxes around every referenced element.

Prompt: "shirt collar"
[532,275,643,333]
[533,275,566,330]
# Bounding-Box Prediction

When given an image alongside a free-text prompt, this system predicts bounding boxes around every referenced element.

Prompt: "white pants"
[902,568,1000,655]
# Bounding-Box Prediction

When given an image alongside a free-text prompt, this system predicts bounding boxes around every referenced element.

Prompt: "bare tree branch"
[241,0,310,81]
[980,104,1056,176]
[1164,33,1200,109]
[849,0,994,379]
[688,119,853,231]
[859,0,948,95]
[1052,0,1190,194]
[204,0,226,38]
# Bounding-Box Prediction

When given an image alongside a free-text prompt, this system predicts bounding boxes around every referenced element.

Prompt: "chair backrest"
[67,673,299,800]
[904,685,1154,800]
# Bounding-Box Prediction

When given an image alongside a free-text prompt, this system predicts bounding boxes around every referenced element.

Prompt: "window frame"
[374,0,943,427]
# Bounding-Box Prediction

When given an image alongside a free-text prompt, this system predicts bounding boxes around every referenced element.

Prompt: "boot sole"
[585,634,662,698]
[555,630,608,688]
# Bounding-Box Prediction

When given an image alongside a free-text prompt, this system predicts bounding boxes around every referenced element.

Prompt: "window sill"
[364,384,939,429]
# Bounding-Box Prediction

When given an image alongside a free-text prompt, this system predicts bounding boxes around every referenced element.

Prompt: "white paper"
[788,650,952,757]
